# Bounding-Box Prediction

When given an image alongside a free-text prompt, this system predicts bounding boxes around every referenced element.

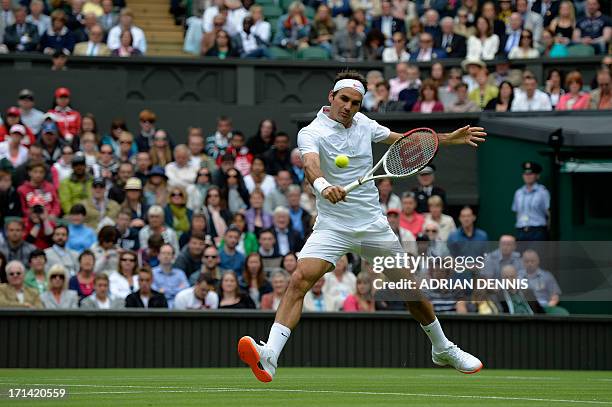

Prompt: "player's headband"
[332,79,366,96]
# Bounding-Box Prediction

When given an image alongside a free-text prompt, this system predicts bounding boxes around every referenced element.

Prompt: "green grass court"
[1,368,611,406]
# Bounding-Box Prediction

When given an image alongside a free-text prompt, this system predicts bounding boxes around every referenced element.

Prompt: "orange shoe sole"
[461,363,484,374]
[238,337,273,383]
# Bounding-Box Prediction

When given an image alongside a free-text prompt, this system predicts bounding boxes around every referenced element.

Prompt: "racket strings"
[385,131,438,176]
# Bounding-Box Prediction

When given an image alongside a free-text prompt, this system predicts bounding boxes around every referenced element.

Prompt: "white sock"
[421,318,452,352]
[266,322,291,358]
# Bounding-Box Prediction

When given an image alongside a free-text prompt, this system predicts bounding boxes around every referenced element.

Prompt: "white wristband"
[313,177,332,194]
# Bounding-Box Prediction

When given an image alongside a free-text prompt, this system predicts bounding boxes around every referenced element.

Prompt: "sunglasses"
[171,192,184,197]
[141,119,154,124]
[120,141,131,145]
[121,258,136,262]
[100,151,113,155]
[8,272,23,276]
[199,172,210,176]
[425,229,438,233]
[204,255,218,259]
[154,136,166,141]
[51,274,65,280]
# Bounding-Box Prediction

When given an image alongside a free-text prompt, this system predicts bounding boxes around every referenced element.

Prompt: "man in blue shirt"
[447,206,489,258]
[152,244,189,308]
[512,161,550,241]
[219,226,245,276]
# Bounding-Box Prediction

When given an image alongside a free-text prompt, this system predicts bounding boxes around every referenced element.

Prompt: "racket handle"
[343,179,363,194]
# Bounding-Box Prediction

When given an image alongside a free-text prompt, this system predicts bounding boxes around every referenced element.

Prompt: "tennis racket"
[343,127,439,194]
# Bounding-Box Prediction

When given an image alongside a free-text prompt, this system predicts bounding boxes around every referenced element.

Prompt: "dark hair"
[27,161,46,172]
[147,234,165,251]
[28,249,46,262]
[197,272,216,286]
[375,80,390,91]
[79,249,95,262]
[520,29,534,48]
[80,113,98,135]
[259,228,275,238]
[255,118,277,141]
[333,70,367,95]
[498,80,515,104]
[98,225,118,244]
[190,232,206,242]
[243,253,265,288]
[281,252,298,271]
[110,118,128,134]
[138,265,152,275]
[54,224,69,235]
[69,203,87,216]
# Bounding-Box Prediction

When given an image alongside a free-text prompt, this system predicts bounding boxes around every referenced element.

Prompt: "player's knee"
[287,270,310,296]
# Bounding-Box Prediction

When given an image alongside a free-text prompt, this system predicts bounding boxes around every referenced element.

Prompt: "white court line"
[4,384,612,405]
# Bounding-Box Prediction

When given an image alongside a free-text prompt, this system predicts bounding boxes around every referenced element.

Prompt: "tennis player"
[238,71,487,382]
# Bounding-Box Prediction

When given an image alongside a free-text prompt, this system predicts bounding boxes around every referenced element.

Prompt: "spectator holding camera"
[18,161,61,221]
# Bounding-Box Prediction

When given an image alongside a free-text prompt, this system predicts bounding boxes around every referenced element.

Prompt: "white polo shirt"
[174,287,219,310]
[510,89,553,112]
[297,106,391,231]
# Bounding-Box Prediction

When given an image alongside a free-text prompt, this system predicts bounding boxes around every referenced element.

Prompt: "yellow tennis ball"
[335,155,349,168]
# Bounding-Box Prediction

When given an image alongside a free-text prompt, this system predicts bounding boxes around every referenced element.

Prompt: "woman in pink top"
[343,272,375,312]
[556,71,591,110]
[412,79,445,113]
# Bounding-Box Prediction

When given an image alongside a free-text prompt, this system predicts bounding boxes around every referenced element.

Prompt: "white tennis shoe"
[238,336,277,383]
[432,343,483,374]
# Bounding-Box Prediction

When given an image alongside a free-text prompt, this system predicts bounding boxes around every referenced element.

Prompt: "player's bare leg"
[238,258,330,382]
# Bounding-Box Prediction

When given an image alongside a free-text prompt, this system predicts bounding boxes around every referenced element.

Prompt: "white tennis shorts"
[298,216,405,267]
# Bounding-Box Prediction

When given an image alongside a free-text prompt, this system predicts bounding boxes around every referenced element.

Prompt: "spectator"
[175,272,219,309]
[438,67,462,109]
[205,29,239,58]
[139,205,179,253]
[189,245,223,286]
[434,17,466,59]
[48,87,81,141]
[590,68,612,110]
[108,162,136,204]
[512,161,550,241]
[511,71,553,111]
[281,252,298,275]
[3,6,39,52]
[242,252,272,306]
[410,32,446,62]
[108,250,138,300]
[0,260,42,308]
[218,270,255,308]
[273,1,311,50]
[412,79,444,113]
[59,153,93,214]
[466,16,499,60]
[111,29,142,57]
[17,89,44,135]
[411,164,446,213]
[447,81,480,113]
[370,80,405,112]
[220,168,249,214]
[122,177,149,220]
[289,148,305,186]
[286,185,312,240]
[164,185,193,238]
[484,235,522,280]
[545,69,565,109]
[148,130,173,169]
[0,107,35,147]
[66,204,96,253]
[303,277,329,311]
[272,206,304,256]
[68,250,96,300]
[454,7,476,39]
[0,163,21,226]
[263,170,291,213]
[201,13,227,56]
[549,1,576,45]
[73,23,110,56]
[23,201,55,250]
[573,0,611,54]
[185,167,211,211]
[484,80,514,112]
[508,29,540,59]
[322,255,355,310]
[424,195,456,241]
[342,271,375,312]
[377,177,401,214]
[81,177,120,229]
[258,229,282,269]
[125,266,168,308]
[557,71,591,110]
[461,58,485,93]
[0,0,14,38]
[244,157,275,195]
[203,186,231,243]
[38,122,65,170]
[139,234,163,268]
[99,0,119,33]
[516,0,544,45]
[133,110,156,153]
[247,119,276,156]
[24,249,47,294]
[40,264,78,309]
[421,221,450,257]
[26,0,51,38]
[447,206,489,258]
[372,0,405,46]
[395,64,421,108]
[232,14,270,58]
[151,243,188,307]
[362,70,384,111]
[262,132,291,176]
[520,249,562,308]
[40,10,76,55]
[250,5,271,46]
[116,209,140,251]
[495,264,544,314]
[309,4,336,55]
[219,226,245,275]
[469,69,498,109]
[174,232,205,279]
[18,162,61,218]
[116,131,137,163]
[399,191,424,237]
[0,219,36,264]
[502,12,524,56]
[481,1,506,38]
[540,28,569,57]
[363,28,385,61]
[0,125,28,168]
[52,145,74,183]
[222,132,252,176]
[0,251,6,283]
[422,266,468,313]
[80,273,124,309]
[187,127,217,173]
[90,225,120,275]
[107,8,146,54]
[205,116,232,160]
[332,17,365,61]
[261,269,289,310]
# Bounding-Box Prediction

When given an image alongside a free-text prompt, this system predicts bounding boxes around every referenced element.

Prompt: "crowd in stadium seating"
[0,83,568,315]
[1,0,145,56]
[181,0,611,59]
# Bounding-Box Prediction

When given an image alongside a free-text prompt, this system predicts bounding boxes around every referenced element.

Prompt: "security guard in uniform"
[512,161,550,241]
[411,164,447,213]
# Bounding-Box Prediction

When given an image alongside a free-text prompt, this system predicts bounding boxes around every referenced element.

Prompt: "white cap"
[9,124,26,135]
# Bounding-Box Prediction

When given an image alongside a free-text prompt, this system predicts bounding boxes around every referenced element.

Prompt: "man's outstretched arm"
[382,125,487,147]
